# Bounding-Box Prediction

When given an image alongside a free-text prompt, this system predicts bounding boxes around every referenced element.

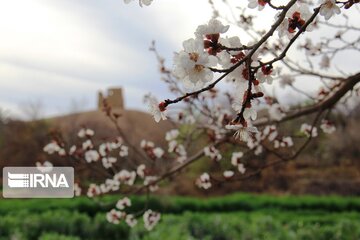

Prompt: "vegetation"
[0,193,360,239]
[2,193,360,216]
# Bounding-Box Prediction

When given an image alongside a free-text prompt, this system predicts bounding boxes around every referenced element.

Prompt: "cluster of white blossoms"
[43,141,65,156]
[106,209,137,228]
[173,38,218,90]
[320,119,336,134]
[245,124,294,156]
[136,164,159,193]
[277,3,313,39]
[172,19,231,91]
[144,175,159,192]
[268,103,287,121]
[231,152,246,174]
[274,137,294,148]
[140,140,165,160]
[114,169,137,186]
[151,16,309,144]
[107,197,137,227]
[102,157,117,169]
[166,129,187,163]
[85,150,100,163]
[196,172,212,189]
[77,128,95,138]
[300,123,318,138]
[143,209,161,231]
[204,146,222,161]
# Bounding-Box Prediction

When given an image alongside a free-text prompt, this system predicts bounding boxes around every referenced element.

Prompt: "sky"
[0,0,358,119]
[0,0,215,118]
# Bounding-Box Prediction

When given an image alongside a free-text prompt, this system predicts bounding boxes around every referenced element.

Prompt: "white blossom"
[85,150,100,163]
[319,0,341,20]
[116,197,131,210]
[78,128,94,138]
[257,67,274,84]
[105,178,120,192]
[144,176,159,192]
[43,142,60,154]
[223,170,235,178]
[146,95,167,123]
[195,18,230,38]
[218,52,248,84]
[268,103,287,121]
[137,164,146,178]
[106,209,123,224]
[143,210,161,231]
[125,214,137,228]
[196,172,212,189]
[99,143,111,157]
[274,136,294,148]
[153,147,164,158]
[69,145,77,155]
[114,170,136,186]
[102,157,117,169]
[204,146,222,161]
[320,120,336,134]
[238,163,246,174]
[226,124,258,142]
[248,0,267,11]
[165,129,179,141]
[277,4,313,38]
[82,139,93,150]
[231,152,244,166]
[300,123,318,137]
[173,38,217,90]
[119,145,129,157]
[36,161,53,173]
[254,145,263,155]
[87,184,100,198]
[219,36,242,54]
[243,108,257,121]
[141,140,155,149]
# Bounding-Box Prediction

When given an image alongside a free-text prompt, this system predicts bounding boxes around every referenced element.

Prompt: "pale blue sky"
[0,0,214,118]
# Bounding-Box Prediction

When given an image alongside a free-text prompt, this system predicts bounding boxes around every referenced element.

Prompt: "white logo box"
[3,167,74,198]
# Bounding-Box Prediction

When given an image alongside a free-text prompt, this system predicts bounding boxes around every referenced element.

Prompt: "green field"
[1,193,360,240]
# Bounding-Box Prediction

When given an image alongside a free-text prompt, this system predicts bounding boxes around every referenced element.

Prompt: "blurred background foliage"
[1,103,360,239]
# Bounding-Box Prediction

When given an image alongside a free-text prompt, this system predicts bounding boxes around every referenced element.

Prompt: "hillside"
[49,109,173,148]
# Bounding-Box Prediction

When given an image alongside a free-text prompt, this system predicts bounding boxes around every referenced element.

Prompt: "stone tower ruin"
[98,88,124,110]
